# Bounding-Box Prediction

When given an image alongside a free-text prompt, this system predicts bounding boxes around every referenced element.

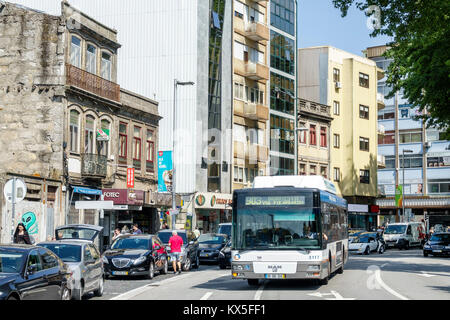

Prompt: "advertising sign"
[395,185,403,208]
[158,151,173,192]
[102,189,144,206]
[127,168,135,188]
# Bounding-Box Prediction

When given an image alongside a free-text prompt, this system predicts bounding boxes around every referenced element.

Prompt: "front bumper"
[104,264,149,277]
[231,261,328,280]
[199,252,220,262]
[423,248,450,256]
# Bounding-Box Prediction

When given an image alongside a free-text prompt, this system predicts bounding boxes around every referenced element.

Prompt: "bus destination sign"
[245,196,306,206]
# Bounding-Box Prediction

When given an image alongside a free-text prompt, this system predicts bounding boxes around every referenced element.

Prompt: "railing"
[377,154,386,168]
[81,153,108,178]
[66,64,120,102]
[299,100,331,117]
[378,124,385,135]
[245,61,269,80]
[244,21,269,41]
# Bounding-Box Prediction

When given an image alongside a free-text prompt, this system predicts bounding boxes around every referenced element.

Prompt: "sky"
[298,0,392,57]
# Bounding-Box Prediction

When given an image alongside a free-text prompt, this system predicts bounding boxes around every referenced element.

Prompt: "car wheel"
[423,252,428,257]
[219,262,226,269]
[148,262,155,279]
[72,287,83,300]
[161,259,168,274]
[337,250,344,274]
[404,242,410,250]
[379,245,385,254]
[364,246,370,255]
[247,279,259,286]
[61,285,71,300]
[93,277,104,297]
[183,257,191,271]
[192,254,200,269]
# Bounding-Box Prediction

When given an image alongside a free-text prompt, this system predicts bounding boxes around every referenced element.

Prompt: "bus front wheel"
[247,279,259,286]
[320,260,331,285]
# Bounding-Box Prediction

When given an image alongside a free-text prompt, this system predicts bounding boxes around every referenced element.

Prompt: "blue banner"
[157,151,173,192]
[73,187,102,196]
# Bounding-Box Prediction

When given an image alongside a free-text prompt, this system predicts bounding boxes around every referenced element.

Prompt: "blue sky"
[297,0,392,57]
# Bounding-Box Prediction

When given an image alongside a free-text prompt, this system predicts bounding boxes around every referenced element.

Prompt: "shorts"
[170,252,181,262]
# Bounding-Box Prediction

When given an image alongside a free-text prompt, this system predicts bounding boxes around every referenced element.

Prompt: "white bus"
[231,176,348,286]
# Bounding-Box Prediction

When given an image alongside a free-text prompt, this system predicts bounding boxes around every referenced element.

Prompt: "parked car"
[423,232,450,257]
[157,229,200,271]
[102,234,168,279]
[348,233,384,255]
[383,222,425,250]
[0,244,71,300]
[218,239,232,269]
[348,229,366,243]
[217,223,232,239]
[364,232,386,253]
[198,233,228,264]
[38,224,104,300]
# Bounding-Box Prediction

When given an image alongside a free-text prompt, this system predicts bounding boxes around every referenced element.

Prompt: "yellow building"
[232,0,270,190]
[299,46,385,229]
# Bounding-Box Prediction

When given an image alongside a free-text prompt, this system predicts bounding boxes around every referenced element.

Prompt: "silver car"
[39,224,104,300]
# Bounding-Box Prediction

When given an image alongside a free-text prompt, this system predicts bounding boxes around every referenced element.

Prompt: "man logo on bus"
[268,265,282,272]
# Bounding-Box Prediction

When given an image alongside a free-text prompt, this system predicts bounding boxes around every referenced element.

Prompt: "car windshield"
[352,237,370,244]
[430,234,450,242]
[111,238,149,250]
[218,225,231,236]
[384,225,407,234]
[350,231,364,237]
[157,232,188,244]
[0,250,25,273]
[198,234,226,244]
[40,244,82,262]
[57,228,97,240]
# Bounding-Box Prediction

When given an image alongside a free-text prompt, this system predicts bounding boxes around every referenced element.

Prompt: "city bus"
[231,176,348,286]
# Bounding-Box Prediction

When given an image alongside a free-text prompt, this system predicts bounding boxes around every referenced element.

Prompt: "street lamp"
[172,79,195,229]
[402,149,413,222]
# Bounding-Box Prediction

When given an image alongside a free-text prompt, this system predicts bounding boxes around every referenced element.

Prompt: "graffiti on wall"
[21,211,38,235]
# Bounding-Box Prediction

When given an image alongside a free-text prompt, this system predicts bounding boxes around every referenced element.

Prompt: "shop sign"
[127,168,135,188]
[194,193,232,209]
[348,204,368,213]
[102,189,144,206]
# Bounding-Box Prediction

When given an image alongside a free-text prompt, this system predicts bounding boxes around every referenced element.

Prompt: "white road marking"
[200,292,213,300]
[373,268,409,300]
[254,282,266,300]
[326,291,355,300]
[417,272,436,278]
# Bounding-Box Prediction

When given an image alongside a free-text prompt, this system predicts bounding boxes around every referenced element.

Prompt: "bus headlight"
[307,265,320,271]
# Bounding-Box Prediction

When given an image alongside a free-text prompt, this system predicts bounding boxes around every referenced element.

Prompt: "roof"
[0,244,38,251]
[117,234,154,238]
[157,229,187,233]
[253,175,338,195]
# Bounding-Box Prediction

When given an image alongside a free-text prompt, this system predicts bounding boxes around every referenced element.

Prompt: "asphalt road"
[90,249,450,300]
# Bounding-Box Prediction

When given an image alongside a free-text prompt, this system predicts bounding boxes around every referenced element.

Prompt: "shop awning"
[73,186,102,196]
[376,197,450,209]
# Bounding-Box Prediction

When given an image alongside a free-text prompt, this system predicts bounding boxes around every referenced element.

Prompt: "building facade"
[297,99,333,179]
[0,2,162,246]
[366,45,450,229]
[299,46,383,230]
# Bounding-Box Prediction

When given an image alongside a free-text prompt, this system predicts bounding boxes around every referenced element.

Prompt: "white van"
[383,222,426,250]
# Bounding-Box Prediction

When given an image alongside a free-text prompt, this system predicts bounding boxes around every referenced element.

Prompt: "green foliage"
[333,0,450,139]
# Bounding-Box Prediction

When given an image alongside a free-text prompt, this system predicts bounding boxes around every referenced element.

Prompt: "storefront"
[193,192,232,234]
[348,204,378,231]
[68,186,102,225]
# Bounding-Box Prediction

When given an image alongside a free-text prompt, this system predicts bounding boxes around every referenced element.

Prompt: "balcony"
[378,123,385,136]
[245,61,269,81]
[377,154,386,169]
[234,141,245,159]
[66,64,120,102]
[243,102,269,121]
[245,22,269,42]
[377,92,385,110]
[81,153,108,178]
[377,67,385,80]
[247,144,269,162]
[251,0,268,3]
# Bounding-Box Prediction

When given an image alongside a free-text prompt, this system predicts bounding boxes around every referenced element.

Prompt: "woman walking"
[13,223,32,245]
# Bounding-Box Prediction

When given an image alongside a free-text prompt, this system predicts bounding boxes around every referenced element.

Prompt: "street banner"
[395,185,403,208]
[127,168,135,188]
[158,151,173,192]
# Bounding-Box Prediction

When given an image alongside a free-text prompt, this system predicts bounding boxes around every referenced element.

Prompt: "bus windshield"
[234,207,321,250]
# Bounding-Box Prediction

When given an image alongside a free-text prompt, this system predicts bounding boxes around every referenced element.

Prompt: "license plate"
[200,253,209,257]
[265,274,286,279]
[112,271,128,276]
[433,250,442,253]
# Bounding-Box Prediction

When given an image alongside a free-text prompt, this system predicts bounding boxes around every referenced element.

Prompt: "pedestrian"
[13,223,32,245]
[132,223,142,235]
[161,221,169,230]
[121,225,130,234]
[168,230,183,274]
[112,228,121,242]
[193,227,200,239]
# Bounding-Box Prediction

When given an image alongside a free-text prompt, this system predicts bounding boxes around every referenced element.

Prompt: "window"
[270,0,295,35]
[40,249,58,269]
[70,36,81,68]
[399,131,422,143]
[299,163,306,175]
[359,137,369,151]
[233,166,244,183]
[133,126,141,170]
[146,129,155,173]
[119,122,128,164]
[234,10,243,19]
[334,134,340,148]
[270,115,294,155]
[360,170,370,184]
[333,68,340,82]
[27,250,42,271]
[270,30,295,75]
[86,44,96,74]
[99,119,110,157]
[309,125,316,146]
[69,110,80,153]
[320,166,328,179]
[83,245,93,262]
[334,168,340,182]
[379,131,395,145]
[310,165,316,175]
[85,115,95,154]
[101,52,112,81]
[270,73,295,115]
[320,127,327,148]
[299,122,307,144]
[234,82,244,100]
[359,72,369,88]
[427,156,450,167]
[359,105,369,119]
[333,101,340,115]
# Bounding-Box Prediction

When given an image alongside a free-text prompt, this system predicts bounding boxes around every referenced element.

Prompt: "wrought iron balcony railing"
[81,153,108,178]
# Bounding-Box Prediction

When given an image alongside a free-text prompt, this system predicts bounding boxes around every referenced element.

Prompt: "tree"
[333,0,450,137]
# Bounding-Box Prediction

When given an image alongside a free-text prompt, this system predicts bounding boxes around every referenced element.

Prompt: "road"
[89,249,450,300]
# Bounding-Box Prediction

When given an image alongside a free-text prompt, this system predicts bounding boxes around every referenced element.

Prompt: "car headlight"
[133,256,147,265]
[102,256,109,264]
[424,245,431,249]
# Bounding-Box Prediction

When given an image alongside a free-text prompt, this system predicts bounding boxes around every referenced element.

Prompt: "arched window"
[86,44,97,74]
[101,52,112,80]
[70,36,82,68]
[98,119,111,157]
[85,115,95,154]
[69,109,80,152]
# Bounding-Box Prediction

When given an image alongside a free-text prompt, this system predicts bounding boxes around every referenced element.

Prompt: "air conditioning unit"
[424,141,431,148]
[335,82,342,89]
